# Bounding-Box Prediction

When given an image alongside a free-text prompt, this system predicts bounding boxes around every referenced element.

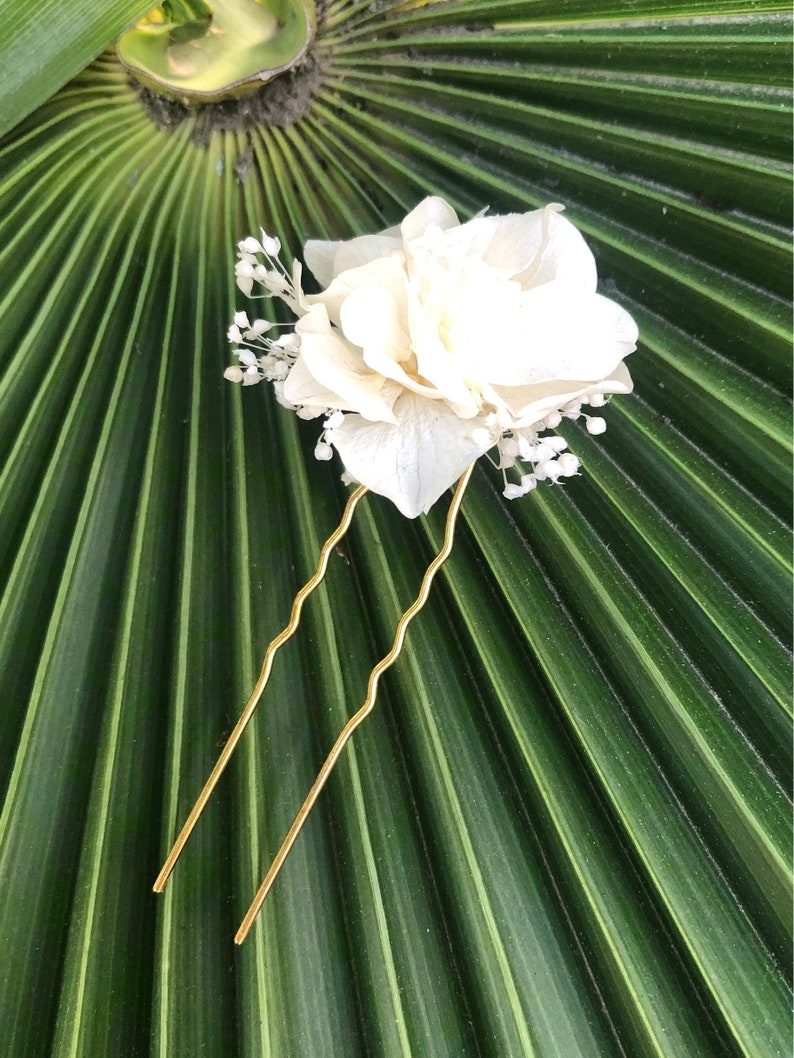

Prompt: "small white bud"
[503,483,524,500]
[516,435,534,460]
[261,233,281,256]
[546,436,568,452]
[276,332,299,350]
[314,441,334,461]
[264,269,287,291]
[531,442,555,463]
[558,453,581,476]
[586,416,607,435]
[224,366,244,383]
[227,324,242,343]
[536,459,562,481]
[563,401,582,419]
[587,392,607,407]
[242,366,260,386]
[250,319,272,335]
[241,236,262,254]
[544,411,562,429]
[520,474,537,493]
[273,382,295,409]
[238,350,257,367]
[234,311,250,328]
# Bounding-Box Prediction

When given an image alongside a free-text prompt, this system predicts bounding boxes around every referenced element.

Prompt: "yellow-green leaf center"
[117,0,315,103]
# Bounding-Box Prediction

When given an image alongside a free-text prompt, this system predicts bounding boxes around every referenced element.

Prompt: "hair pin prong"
[153,483,369,894]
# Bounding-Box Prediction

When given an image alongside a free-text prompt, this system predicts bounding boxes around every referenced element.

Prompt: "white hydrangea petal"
[332,234,404,279]
[418,260,525,386]
[281,354,348,410]
[303,239,343,288]
[494,361,633,427]
[308,254,408,327]
[339,279,411,362]
[429,208,550,280]
[400,196,460,243]
[330,393,491,518]
[478,207,556,276]
[304,231,404,288]
[289,328,400,423]
[338,284,478,417]
[597,359,634,395]
[481,286,637,387]
[513,207,598,291]
[406,288,483,416]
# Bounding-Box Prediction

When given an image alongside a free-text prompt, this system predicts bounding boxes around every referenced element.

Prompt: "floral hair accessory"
[225,196,636,514]
[155,198,638,941]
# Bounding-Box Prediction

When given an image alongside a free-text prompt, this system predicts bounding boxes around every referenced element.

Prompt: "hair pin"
[154,197,638,942]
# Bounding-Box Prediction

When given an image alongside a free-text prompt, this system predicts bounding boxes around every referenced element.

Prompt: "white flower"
[226,198,637,518]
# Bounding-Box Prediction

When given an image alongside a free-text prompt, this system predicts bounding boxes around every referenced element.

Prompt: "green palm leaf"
[0,1,790,1055]
[0,0,151,137]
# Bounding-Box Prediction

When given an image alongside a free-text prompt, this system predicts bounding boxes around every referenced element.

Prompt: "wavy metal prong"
[153,484,369,893]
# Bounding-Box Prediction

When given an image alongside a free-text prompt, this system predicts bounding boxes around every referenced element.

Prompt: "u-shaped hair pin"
[154,466,473,941]
[154,195,637,942]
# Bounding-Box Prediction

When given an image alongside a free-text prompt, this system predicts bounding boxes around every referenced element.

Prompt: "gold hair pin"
[154,196,637,942]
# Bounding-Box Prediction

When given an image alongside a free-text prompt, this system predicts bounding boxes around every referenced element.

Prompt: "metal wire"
[153,485,369,893]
